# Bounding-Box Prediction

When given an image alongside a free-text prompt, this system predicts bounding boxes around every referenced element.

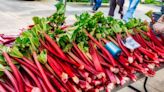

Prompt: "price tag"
[122,36,141,50]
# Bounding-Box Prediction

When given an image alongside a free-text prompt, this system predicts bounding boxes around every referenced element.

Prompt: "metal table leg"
[128,85,141,92]
[144,77,148,92]
[128,77,148,92]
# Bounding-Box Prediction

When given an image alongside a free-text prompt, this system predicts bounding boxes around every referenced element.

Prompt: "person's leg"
[123,0,140,22]
[92,0,102,11]
[92,0,97,11]
[108,0,117,16]
[118,0,125,18]
[128,0,133,9]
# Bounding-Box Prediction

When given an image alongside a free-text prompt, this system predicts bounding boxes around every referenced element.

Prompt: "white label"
[122,36,141,50]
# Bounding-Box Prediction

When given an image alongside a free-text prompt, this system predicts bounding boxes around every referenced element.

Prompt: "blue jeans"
[123,0,140,22]
[93,0,102,11]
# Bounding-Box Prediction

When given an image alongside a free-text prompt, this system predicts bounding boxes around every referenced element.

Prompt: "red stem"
[4,69,19,92]
[85,31,117,66]
[105,69,117,84]
[43,32,66,59]
[116,34,131,57]
[32,52,56,92]
[47,55,68,83]
[0,82,7,92]
[40,39,82,68]
[2,52,24,92]
[89,41,104,72]
[72,42,93,66]
[67,52,98,74]
[22,65,43,92]
[38,78,49,92]
[0,81,14,92]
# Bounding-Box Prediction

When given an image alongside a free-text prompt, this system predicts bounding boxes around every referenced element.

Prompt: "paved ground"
[0,0,163,92]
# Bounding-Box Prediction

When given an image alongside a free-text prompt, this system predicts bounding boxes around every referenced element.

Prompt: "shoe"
[121,14,124,19]
[91,9,96,13]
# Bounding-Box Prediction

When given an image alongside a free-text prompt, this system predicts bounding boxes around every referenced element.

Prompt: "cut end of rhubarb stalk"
[111,67,119,74]
[31,87,41,92]
[154,60,159,64]
[107,83,115,90]
[132,78,137,82]
[97,72,105,79]
[86,77,92,83]
[95,88,99,92]
[120,79,126,86]
[115,76,120,84]
[99,87,104,91]
[85,85,93,91]
[72,85,81,92]
[84,72,89,78]
[148,64,155,69]
[79,65,84,70]
[128,57,133,64]
[72,76,79,84]
[123,77,130,81]
[106,88,111,92]
[61,72,68,83]
[92,80,101,86]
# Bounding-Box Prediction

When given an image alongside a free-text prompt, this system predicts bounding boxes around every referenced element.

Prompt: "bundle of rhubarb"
[0,3,163,92]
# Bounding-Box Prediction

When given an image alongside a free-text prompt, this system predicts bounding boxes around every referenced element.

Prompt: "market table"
[111,64,164,92]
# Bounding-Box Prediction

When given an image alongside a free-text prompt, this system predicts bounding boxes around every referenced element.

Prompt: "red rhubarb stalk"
[3,68,19,92]
[47,55,68,83]
[32,52,56,92]
[0,83,7,92]
[116,34,133,63]
[105,69,117,84]
[89,41,105,78]
[85,31,117,66]
[56,58,79,84]
[22,65,43,92]
[67,52,97,74]
[0,81,15,92]
[40,39,82,68]
[43,32,66,58]
[2,52,24,92]
[72,42,93,66]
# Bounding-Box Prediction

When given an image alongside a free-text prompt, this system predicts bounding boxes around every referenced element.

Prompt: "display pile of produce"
[0,3,164,92]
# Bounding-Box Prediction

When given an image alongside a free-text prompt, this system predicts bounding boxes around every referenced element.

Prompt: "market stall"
[0,2,163,92]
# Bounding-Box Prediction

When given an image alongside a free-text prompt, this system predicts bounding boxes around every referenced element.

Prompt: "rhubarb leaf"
[9,46,23,58]
[0,64,4,71]
[37,49,47,64]
[0,55,6,65]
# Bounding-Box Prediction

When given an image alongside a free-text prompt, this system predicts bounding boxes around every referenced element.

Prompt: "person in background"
[123,0,140,22]
[153,15,164,33]
[92,0,102,12]
[108,0,125,19]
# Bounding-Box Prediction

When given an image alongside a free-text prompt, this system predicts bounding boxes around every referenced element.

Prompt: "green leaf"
[112,24,122,33]
[37,50,47,64]
[5,66,12,71]
[145,10,153,19]
[33,16,41,25]
[0,71,4,77]
[96,33,102,39]
[9,46,23,58]
[77,42,84,51]
[55,2,65,14]
[0,64,4,71]
[0,55,6,65]
[63,44,72,52]
[0,45,10,53]
[77,42,88,52]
